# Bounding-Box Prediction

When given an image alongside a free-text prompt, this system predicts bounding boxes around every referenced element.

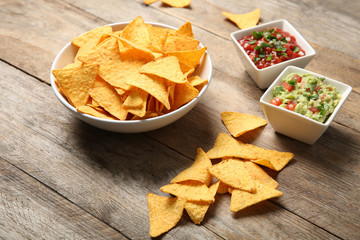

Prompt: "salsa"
[239,28,305,69]
[271,73,341,123]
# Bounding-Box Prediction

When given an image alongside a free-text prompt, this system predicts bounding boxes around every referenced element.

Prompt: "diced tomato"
[309,106,320,114]
[293,74,302,83]
[271,97,282,106]
[286,100,297,111]
[315,85,322,92]
[321,94,326,100]
[282,82,293,91]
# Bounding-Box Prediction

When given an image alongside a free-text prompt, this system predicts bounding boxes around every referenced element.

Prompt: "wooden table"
[1,0,359,239]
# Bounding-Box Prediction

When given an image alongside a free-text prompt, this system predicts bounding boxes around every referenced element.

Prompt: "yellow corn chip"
[217,181,231,194]
[52,63,99,108]
[147,193,186,238]
[144,0,159,5]
[221,111,268,137]
[89,83,128,120]
[188,75,208,91]
[127,74,170,110]
[222,8,261,30]
[140,56,186,84]
[147,25,169,53]
[165,47,206,68]
[175,22,194,38]
[230,183,282,212]
[209,158,256,193]
[172,81,199,110]
[184,181,219,224]
[164,33,199,51]
[116,36,158,62]
[77,105,118,120]
[123,87,148,109]
[160,181,215,203]
[72,25,113,48]
[121,16,150,49]
[77,36,121,65]
[161,0,191,8]
[170,148,212,186]
[207,133,294,171]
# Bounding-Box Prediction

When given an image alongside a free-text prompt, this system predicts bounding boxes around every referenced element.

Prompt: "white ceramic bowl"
[230,19,316,89]
[260,66,352,144]
[50,22,212,133]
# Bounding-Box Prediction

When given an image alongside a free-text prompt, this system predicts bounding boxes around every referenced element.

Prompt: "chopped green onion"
[252,31,262,40]
[266,54,273,61]
[293,46,299,53]
[248,40,257,45]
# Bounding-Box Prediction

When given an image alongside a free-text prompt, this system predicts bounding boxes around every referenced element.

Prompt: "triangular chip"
[217,181,231,194]
[172,81,199,110]
[77,36,121,65]
[207,133,294,171]
[123,87,148,109]
[188,75,208,91]
[121,16,150,49]
[230,183,282,212]
[160,181,215,203]
[221,111,267,137]
[165,47,206,68]
[147,25,169,52]
[170,148,212,186]
[77,105,118,120]
[175,22,194,38]
[140,56,186,83]
[184,181,219,224]
[52,63,99,108]
[222,8,261,30]
[127,74,170,110]
[147,193,186,237]
[209,158,256,193]
[164,33,199,51]
[71,25,113,49]
[89,82,128,120]
[144,0,159,5]
[161,0,191,8]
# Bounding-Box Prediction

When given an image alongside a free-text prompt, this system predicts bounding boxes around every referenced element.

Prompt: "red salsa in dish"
[238,28,305,69]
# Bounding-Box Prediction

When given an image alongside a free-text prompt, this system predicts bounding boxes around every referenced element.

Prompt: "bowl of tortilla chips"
[50,17,212,133]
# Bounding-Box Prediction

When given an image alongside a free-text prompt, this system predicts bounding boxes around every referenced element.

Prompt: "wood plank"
[0,60,339,239]
[0,158,125,239]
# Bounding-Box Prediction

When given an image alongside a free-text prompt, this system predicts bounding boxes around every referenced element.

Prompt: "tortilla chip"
[221,112,267,137]
[89,82,128,120]
[184,181,219,224]
[127,73,170,110]
[164,33,199,51]
[71,25,113,48]
[147,25,169,52]
[52,63,99,108]
[77,36,121,65]
[172,81,199,110]
[140,56,186,83]
[217,181,231,194]
[121,16,150,49]
[175,22,194,38]
[77,105,118,120]
[209,158,256,193]
[147,193,186,237]
[188,75,208,91]
[230,183,283,212]
[207,133,294,171]
[165,47,207,68]
[144,0,159,5]
[160,181,215,203]
[170,148,212,186]
[161,0,191,8]
[222,8,261,30]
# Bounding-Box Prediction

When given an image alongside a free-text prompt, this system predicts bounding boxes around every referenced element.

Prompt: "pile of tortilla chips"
[52,16,208,121]
[147,111,294,237]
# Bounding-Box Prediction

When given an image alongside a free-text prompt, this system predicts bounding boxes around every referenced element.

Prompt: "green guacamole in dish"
[271,73,341,123]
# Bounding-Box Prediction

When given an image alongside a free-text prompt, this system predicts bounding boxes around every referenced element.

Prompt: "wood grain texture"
[0,0,359,239]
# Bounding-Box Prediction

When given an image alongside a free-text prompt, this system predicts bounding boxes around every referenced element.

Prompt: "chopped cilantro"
[293,46,299,53]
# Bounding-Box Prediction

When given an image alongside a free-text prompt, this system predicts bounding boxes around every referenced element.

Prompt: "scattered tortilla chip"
[207,133,293,171]
[165,47,207,68]
[230,183,282,212]
[170,148,212,186]
[144,0,159,5]
[164,33,199,51]
[52,63,99,108]
[222,8,261,30]
[209,158,256,193]
[77,105,117,120]
[185,181,219,224]
[140,56,186,83]
[161,0,191,8]
[176,22,194,38]
[161,181,215,203]
[90,83,128,120]
[147,193,186,237]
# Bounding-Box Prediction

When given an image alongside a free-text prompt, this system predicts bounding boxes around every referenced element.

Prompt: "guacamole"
[271,73,341,123]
